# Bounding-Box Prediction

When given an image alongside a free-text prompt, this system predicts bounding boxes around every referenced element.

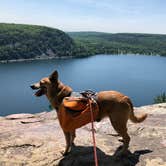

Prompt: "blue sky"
[0,0,166,34]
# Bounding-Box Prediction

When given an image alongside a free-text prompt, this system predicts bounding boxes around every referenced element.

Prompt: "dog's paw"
[71,142,76,147]
[60,150,70,156]
[118,138,124,143]
[96,118,101,122]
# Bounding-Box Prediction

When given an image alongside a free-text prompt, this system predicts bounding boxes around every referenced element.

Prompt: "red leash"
[89,98,99,166]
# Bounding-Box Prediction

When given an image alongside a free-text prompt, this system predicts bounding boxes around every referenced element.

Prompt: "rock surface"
[0,103,166,166]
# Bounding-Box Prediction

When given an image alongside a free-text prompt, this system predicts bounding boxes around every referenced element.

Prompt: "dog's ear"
[49,70,58,82]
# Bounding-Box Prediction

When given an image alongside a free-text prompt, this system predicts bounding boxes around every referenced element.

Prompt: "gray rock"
[0,103,166,166]
[5,113,35,120]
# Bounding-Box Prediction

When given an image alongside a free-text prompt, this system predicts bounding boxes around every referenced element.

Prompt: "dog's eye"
[40,82,47,88]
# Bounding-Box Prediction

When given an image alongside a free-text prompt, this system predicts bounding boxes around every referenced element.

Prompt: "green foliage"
[154,92,166,104]
[1,23,166,61]
[68,32,166,56]
[0,23,76,60]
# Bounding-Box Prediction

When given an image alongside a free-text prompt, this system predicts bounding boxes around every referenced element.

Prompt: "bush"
[154,92,166,104]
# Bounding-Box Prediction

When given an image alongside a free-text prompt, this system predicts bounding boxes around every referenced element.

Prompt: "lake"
[0,54,166,116]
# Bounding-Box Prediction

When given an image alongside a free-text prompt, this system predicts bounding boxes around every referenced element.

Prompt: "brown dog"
[31,70,147,156]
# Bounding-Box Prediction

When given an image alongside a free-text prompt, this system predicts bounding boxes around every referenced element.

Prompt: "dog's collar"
[54,91,72,112]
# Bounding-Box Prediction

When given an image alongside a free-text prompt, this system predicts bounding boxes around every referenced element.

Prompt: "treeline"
[0,23,77,61]
[68,32,166,56]
[0,23,166,61]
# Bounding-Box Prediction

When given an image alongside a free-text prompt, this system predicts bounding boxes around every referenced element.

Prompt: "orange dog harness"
[57,95,99,132]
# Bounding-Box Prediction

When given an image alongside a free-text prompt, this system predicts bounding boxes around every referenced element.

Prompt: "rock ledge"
[0,103,166,166]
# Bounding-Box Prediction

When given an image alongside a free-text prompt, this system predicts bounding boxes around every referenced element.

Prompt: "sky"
[0,0,166,34]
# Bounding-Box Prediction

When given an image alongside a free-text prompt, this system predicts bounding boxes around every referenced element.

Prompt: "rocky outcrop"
[0,103,166,166]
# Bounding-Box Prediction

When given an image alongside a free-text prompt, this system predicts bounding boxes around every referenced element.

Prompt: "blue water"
[0,54,166,116]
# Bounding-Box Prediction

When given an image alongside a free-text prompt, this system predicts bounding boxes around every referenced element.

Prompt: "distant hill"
[68,32,166,56]
[0,23,78,61]
[0,23,166,62]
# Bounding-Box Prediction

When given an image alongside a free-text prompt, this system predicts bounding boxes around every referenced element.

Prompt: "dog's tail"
[127,98,147,123]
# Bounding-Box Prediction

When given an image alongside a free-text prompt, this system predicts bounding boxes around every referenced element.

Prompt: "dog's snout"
[30,82,41,90]
[30,84,37,90]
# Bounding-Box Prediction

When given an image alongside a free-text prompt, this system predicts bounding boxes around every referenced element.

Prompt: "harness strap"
[89,98,98,166]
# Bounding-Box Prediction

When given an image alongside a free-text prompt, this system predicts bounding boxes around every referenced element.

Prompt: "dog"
[30,70,147,156]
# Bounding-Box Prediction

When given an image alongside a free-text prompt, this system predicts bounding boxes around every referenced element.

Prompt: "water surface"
[0,54,166,116]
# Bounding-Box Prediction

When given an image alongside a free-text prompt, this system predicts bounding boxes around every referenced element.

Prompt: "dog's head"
[30,70,59,97]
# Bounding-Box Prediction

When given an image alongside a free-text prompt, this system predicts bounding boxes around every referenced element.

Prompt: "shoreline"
[0,56,75,64]
[0,53,163,64]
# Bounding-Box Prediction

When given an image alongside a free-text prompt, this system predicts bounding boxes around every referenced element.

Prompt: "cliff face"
[0,103,166,166]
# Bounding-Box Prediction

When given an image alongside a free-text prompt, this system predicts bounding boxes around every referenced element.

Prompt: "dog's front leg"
[62,131,71,156]
[70,130,76,146]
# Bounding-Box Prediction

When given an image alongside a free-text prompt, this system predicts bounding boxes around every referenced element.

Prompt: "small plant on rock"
[154,92,166,104]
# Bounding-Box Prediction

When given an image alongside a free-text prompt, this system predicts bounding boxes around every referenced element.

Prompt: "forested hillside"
[0,23,77,61]
[68,32,166,56]
[0,23,166,62]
